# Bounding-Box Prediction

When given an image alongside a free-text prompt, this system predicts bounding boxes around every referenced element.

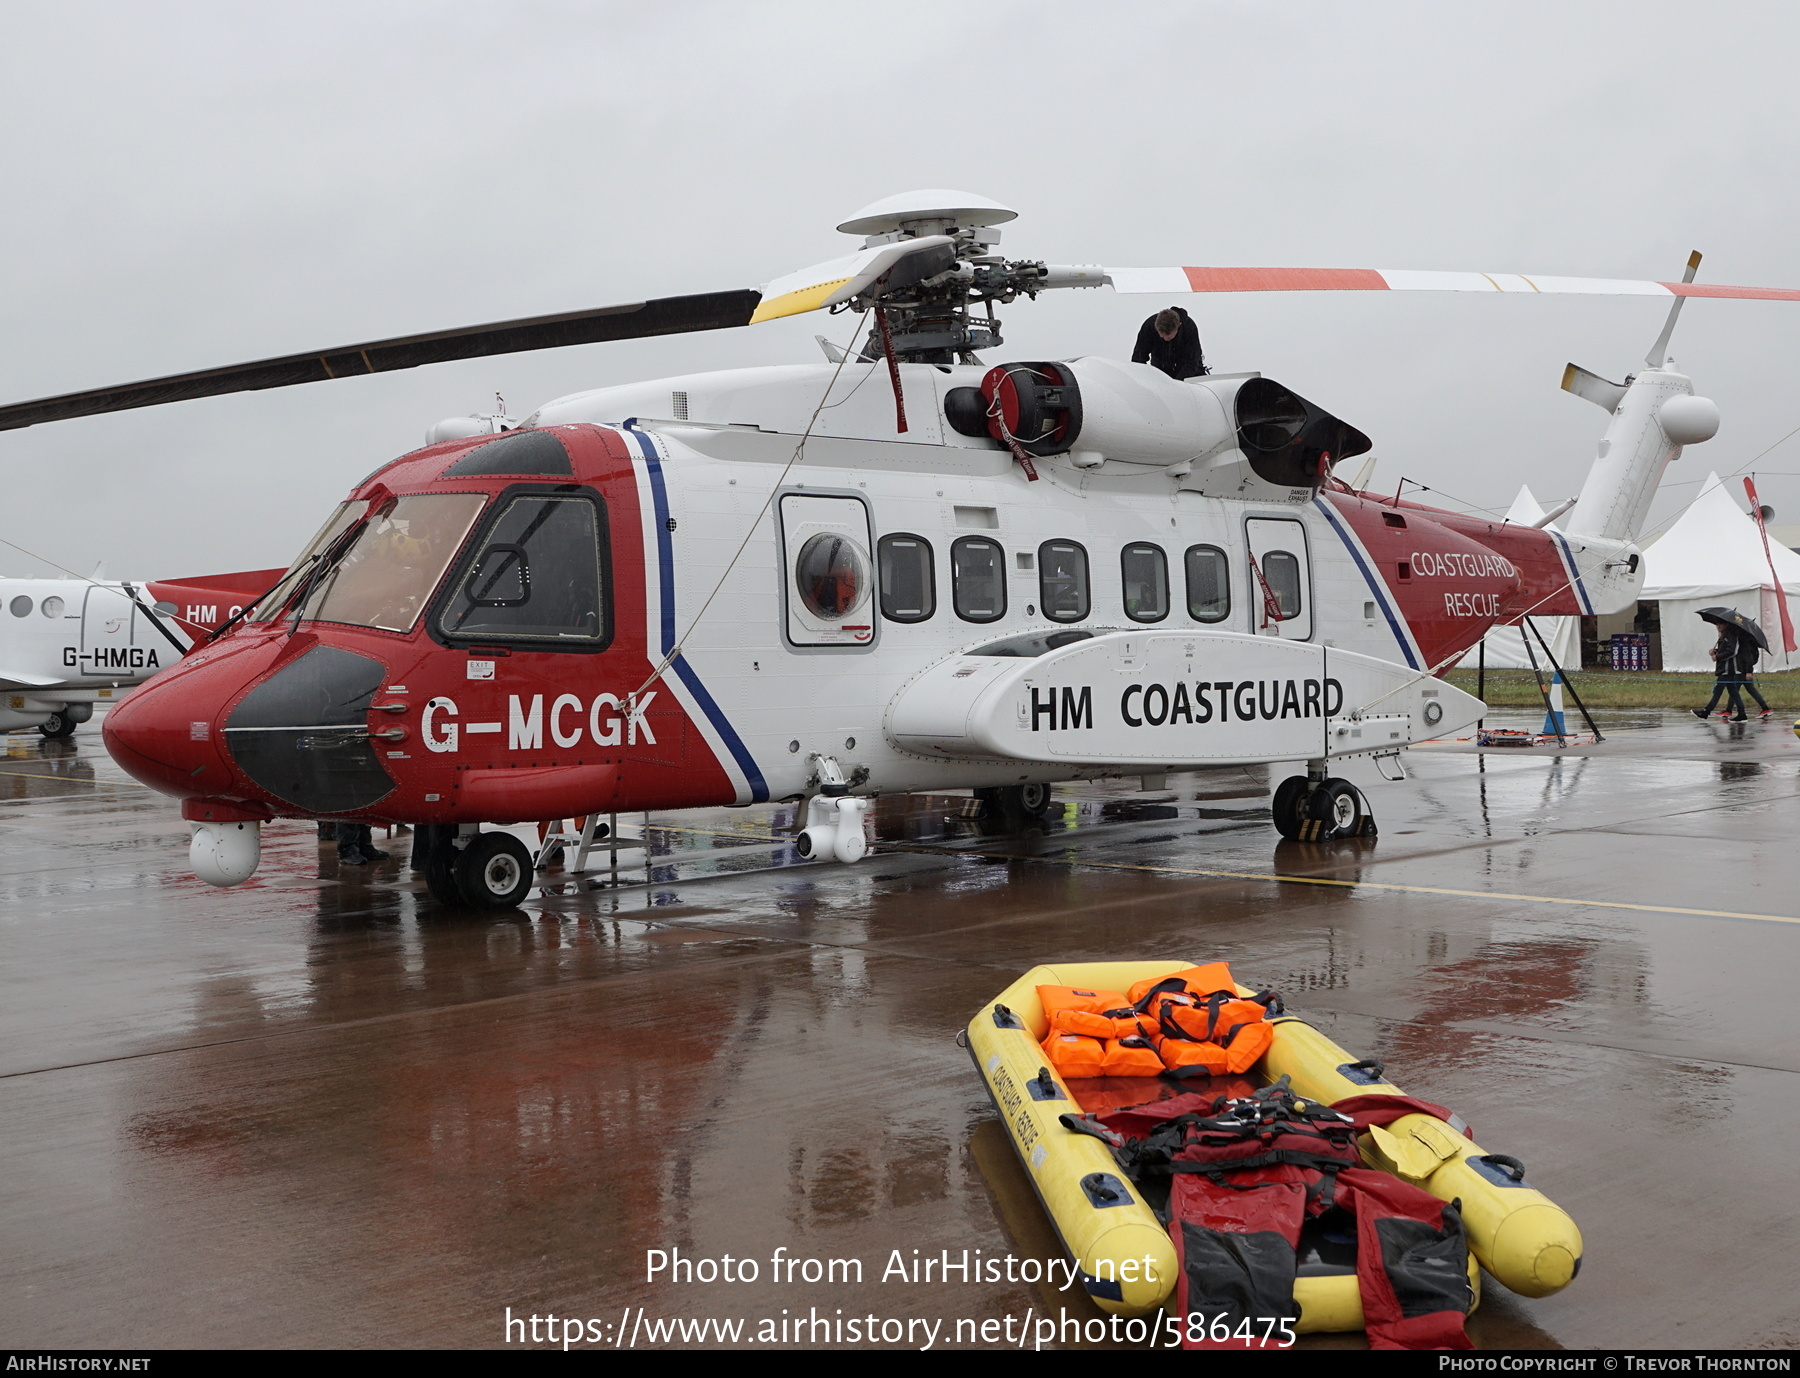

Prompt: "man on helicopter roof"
[1132,306,1208,380]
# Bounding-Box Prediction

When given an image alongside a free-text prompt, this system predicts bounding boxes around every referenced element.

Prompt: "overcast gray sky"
[5,0,1800,579]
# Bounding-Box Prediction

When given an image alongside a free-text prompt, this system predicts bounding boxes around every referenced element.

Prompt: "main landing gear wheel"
[38,711,77,739]
[1272,776,1311,840]
[448,832,535,909]
[1304,778,1370,841]
[1274,776,1377,841]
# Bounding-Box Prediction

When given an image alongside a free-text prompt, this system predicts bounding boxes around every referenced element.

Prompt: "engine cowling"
[945,358,1370,497]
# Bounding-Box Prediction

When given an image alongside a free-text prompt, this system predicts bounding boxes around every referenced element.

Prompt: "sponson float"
[965,959,1581,1347]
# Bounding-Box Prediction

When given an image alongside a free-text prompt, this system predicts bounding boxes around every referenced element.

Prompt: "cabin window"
[302,493,488,635]
[437,491,609,647]
[1038,540,1089,623]
[952,536,1007,623]
[9,596,31,618]
[1121,543,1169,623]
[1261,550,1303,618]
[878,534,935,622]
[794,533,868,620]
[1185,545,1231,623]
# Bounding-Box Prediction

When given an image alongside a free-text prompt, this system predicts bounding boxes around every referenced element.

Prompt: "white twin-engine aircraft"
[0,190,1772,904]
[0,570,273,737]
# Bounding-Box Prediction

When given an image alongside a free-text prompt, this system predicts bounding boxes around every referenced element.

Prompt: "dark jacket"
[1735,629,1761,675]
[1713,628,1757,676]
[1132,308,1207,380]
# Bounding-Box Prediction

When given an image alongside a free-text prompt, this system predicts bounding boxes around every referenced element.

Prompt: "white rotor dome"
[837,189,1017,237]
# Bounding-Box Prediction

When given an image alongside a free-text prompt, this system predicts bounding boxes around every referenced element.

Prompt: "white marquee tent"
[1641,472,1800,673]
[1456,486,1578,672]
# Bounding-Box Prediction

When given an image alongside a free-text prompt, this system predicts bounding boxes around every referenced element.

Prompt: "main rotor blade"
[750,235,955,324]
[1108,265,1800,300]
[0,288,763,433]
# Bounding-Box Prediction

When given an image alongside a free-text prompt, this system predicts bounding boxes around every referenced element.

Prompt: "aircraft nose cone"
[103,650,248,798]
[105,639,397,813]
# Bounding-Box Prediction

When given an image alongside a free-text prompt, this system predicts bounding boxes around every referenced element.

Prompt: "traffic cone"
[1542,670,1568,736]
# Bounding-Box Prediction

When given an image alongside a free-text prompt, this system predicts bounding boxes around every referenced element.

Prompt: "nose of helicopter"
[104,641,265,798]
[105,636,396,811]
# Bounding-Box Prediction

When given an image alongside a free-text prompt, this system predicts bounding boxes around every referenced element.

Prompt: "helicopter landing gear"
[38,710,77,739]
[416,825,533,908]
[451,832,534,909]
[975,783,1060,825]
[1272,771,1377,841]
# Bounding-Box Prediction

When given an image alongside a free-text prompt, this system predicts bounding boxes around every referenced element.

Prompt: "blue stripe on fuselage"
[1313,495,1420,669]
[1547,528,1595,615]
[620,422,768,802]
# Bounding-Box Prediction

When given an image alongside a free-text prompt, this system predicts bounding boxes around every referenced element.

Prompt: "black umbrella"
[1697,605,1771,651]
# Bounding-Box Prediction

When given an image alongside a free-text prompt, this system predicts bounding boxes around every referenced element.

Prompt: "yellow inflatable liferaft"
[967,959,1578,1330]
[1263,1018,1583,1298]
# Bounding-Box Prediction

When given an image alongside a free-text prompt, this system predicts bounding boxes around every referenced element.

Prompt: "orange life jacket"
[1102,1034,1166,1078]
[1050,1008,1122,1039]
[1126,962,1237,1007]
[1041,1030,1108,1078]
[1159,994,1276,1074]
[1039,984,1148,1040]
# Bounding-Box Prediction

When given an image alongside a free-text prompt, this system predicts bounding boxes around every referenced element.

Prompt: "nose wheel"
[418,828,535,909]
[1272,775,1376,841]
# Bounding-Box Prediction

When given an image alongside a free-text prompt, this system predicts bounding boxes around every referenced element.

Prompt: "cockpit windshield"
[293,494,488,634]
[248,501,370,623]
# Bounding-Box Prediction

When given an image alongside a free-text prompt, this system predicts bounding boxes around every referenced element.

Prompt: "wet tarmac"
[3,708,1798,1350]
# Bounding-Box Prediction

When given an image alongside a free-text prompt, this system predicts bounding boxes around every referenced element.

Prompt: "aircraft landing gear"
[975,783,1060,825]
[453,833,534,908]
[1272,773,1377,841]
[38,710,77,739]
[416,825,533,908]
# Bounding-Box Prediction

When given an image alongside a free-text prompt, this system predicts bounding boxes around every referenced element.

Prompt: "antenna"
[1645,250,1703,368]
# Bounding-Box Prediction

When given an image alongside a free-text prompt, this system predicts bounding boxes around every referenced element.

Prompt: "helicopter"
[1,188,1782,908]
[0,567,275,737]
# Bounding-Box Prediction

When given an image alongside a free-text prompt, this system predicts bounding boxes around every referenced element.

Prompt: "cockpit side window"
[435,488,611,650]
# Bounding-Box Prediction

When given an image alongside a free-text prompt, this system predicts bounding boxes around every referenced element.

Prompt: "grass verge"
[1442,669,1800,710]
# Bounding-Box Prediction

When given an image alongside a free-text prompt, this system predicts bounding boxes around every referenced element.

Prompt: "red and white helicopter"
[2,189,1779,907]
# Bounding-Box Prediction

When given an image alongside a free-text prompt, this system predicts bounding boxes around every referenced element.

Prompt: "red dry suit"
[1094,1081,1474,1351]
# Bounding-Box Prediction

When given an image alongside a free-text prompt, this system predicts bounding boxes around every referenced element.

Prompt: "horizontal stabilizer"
[1562,364,1627,412]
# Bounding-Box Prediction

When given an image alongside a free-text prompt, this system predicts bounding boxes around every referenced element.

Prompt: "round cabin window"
[9,595,32,618]
[794,532,868,621]
[40,596,64,618]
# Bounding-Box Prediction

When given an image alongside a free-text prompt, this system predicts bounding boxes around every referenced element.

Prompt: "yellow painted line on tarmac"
[887,843,1800,927]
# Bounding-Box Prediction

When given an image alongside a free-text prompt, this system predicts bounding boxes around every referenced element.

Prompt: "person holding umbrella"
[1692,607,1770,721]
[1730,619,1776,717]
